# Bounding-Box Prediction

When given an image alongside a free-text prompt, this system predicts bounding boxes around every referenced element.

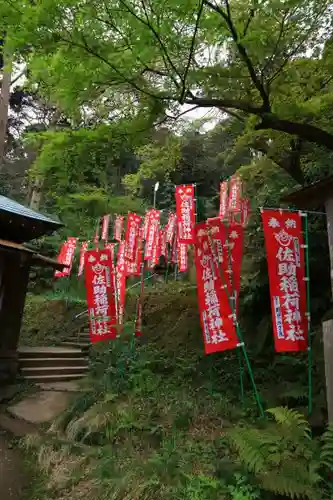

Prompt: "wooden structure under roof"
[0,195,65,384]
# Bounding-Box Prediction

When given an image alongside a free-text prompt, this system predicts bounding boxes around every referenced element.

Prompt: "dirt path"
[0,431,28,500]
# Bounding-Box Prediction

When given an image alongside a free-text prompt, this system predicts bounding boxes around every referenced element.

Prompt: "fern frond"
[320,425,333,469]
[267,407,311,439]
[226,427,268,474]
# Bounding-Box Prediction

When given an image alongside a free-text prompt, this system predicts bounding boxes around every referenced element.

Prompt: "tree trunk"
[0,44,12,167]
[29,178,44,211]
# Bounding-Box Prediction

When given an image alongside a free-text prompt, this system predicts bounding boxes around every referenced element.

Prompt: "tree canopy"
[2,0,333,182]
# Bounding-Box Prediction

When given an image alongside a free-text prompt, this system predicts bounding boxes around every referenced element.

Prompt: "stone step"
[19,357,88,369]
[20,365,89,378]
[18,346,84,359]
[67,335,90,342]
[60,341,90,350]
[19,373,86,383]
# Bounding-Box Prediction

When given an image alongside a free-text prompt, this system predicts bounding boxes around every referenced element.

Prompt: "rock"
[8,391,73,424]
[36,381,83,392]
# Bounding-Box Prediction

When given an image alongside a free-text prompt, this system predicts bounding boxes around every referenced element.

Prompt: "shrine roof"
[0,238,67,270]
[282,175,333,208]
[0,195,63,243]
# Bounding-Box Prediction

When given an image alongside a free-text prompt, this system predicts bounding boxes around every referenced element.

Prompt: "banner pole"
[302,212,313,416]
[224,218,245,405]
[237,345,244,401]
[207,230,264,418]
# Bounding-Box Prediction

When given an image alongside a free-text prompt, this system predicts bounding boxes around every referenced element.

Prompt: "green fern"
[320,425,333,470]
[226,407,323,500]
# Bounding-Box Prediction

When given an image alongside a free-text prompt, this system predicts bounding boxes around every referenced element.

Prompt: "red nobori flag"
[144,209,160,261]
[101,214,111,241]
[124,213,142,261]
[54,237,78,278]
[126,237,143,276]
[151,228,161,267]
[261,209,308,352]
[113,215,124,242]
[240,198,251,227]
[85,249,117,343]
[78,241,89,277]
[228,223,244,315]
[160,229,168,259]
[219,181,229,219]
[116,242,126,324]
[206,219,244,315]
[206,217,227,267]
[175,184,196,244]
[165,212,177,244]
[143,209,153,240]
[135,264,145,337]
[228,175,242,213]
[194,222,238,354]
[104,242,115,263]
[178,242,188,272]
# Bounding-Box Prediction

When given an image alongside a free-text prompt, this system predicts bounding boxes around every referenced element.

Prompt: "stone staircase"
[18,326,91,383]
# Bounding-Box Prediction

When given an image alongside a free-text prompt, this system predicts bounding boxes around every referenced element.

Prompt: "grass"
[20,283,329,500]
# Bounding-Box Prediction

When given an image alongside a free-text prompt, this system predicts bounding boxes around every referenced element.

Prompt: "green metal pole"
[237,345,245,402]
[207,230,264,418]
[303,213,313,416]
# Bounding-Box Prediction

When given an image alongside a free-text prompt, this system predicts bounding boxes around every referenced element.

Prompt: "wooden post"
[0,251,31,384]
[324,197,333,422]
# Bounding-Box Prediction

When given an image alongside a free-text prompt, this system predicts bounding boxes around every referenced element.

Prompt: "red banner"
[206,219,244,314]
[165,212,177,244]
[116,242,126,324]
[104,242,115,263]
[84,249,117,343]
[126,237,143,276]
[124,213,142,262]
[144,209,160,261]
[135,264,145,337]
[101,214,110,241]
[171,231,178,264]
[175,184,196,244]
[178,242,188,272]
[228,175,242,213]
[240,198,251,227]
[151,228,161,267]
[143,209,153,241]
[219,181,229,219]
[54,237,77,278]
[160,229,168,259]
[194,222,238,354]
[261,209,308,352]
[78,241,89,277]
[228,223,244,314]
[113,215,124,242]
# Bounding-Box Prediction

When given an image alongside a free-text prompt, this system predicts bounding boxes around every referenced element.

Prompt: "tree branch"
[252,136,304,183]
[184,96,263,114]
[117,0,182,89]
[180,0,204,103]
[58,33,171,102]
[203,0,270,111]
[255,114,333,151]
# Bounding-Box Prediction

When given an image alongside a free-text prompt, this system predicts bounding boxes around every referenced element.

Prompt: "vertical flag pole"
[224,213,245,404]
[207,230,264,418]
[302,212,312,416]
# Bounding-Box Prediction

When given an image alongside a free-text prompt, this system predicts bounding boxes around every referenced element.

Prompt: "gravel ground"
[0,432,28,500]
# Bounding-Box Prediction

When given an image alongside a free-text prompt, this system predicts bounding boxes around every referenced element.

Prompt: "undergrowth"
[22,284,330,500]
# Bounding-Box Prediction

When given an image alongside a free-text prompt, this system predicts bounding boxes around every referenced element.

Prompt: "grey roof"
[0,195,62,225]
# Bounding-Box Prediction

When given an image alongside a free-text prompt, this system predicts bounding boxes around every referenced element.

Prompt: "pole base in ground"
[323,318,333,423]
